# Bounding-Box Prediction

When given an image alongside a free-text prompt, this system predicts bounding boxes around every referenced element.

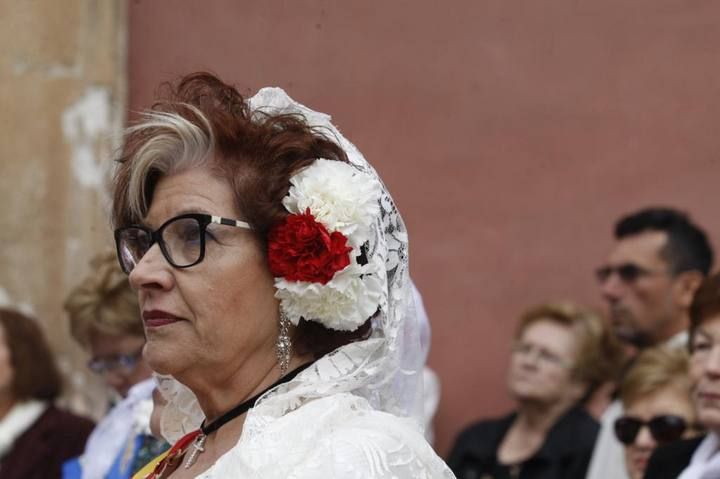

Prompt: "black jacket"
[447,406,599,479]
[643,435,705,479]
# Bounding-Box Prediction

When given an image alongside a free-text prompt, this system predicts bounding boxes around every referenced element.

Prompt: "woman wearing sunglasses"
[613,347,698,479]
[112,72,453,478]
[644,272,720,479]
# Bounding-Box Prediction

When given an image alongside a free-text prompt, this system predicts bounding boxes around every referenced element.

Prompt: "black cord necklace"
[183,361,313,469]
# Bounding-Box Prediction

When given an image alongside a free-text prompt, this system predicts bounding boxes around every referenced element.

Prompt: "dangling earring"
[276,308,292,375]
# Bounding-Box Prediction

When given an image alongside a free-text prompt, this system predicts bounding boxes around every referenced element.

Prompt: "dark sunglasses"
[614,415,688,445]
[595,263,664,284]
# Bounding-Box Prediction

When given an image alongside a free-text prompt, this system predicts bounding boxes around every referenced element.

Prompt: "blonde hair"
[64,251,143,348]
[620,347,691,407]
[516,302,624,391]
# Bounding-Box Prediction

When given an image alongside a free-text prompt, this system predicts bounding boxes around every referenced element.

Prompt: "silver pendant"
[183,434,207,469]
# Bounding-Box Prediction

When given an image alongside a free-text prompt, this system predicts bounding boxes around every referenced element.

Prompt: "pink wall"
[129,0,720,456]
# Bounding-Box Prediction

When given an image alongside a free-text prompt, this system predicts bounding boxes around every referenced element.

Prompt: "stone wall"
[0,0,127,418]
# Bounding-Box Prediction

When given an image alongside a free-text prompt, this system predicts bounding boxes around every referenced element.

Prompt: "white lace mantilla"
[200,393,453,478]
[157,87,454,478]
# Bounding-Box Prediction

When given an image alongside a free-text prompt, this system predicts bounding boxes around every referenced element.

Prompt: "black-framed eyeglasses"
[595,263,665,284]
[114,213,252,274]
[88,349,143,375]
[613,415,689,445]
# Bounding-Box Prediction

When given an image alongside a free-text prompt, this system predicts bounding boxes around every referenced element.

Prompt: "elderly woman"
[644,272,720,479]
[0,308,94,478]
[111,72,453,478]
[447,302,622,479]
[614,347,698,479]
[65,251,153,398]
[63,252,167,478]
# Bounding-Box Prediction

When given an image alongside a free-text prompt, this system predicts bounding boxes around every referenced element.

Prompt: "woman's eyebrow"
[140,207,213,228]
[175,206,212,216]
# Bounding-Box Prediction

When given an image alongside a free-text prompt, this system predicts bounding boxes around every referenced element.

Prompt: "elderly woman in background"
[448,302,622,479]
[0,308,94,478]
[613,347,698,479]
[644,272,720,479]
[111,72,453,478]
[63,252,167,479]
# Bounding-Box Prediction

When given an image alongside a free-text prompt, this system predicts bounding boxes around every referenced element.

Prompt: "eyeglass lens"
[116,216,205,273]
[88,351,140,375]
[614,415,687,444]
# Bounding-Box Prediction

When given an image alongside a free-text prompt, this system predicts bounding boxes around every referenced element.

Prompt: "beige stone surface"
[0,0,127,419]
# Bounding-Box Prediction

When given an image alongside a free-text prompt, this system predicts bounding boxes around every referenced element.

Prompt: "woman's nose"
[128,244,173,291]
[633,425,657,449]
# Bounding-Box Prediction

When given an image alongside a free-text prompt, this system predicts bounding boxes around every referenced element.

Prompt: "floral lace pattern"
[201,394,454,478]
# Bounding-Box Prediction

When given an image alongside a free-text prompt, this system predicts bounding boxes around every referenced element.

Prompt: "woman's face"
[690,313,720,432]
[88,331,152,398]
[128,166,279,386]
[622,383,696,479]
[507,319,583,405]
[0,325,14,396]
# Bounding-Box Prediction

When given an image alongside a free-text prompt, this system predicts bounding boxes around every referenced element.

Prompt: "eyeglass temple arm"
[211,215,252,230]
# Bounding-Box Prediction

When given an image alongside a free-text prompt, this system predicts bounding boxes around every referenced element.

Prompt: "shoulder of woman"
[41,405,95,436]
[554,406,599,436]
[448,411,517,451]
[289,415,454,479]
[234,393,454,478]
[539,406,599,456]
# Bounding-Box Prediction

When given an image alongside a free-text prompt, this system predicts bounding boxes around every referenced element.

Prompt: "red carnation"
[268,209,352,284]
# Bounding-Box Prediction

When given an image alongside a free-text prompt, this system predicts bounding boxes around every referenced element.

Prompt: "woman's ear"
[673,270,704,309]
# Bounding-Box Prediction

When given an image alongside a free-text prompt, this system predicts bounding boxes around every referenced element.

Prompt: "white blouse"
[196,393,454,479]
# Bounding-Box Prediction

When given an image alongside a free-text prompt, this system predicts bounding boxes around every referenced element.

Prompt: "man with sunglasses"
[586,207,713,479]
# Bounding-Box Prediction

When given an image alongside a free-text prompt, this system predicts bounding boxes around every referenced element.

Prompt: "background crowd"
[449,207,720,479]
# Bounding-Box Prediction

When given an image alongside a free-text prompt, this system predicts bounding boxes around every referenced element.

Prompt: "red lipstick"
[143,309,182,328]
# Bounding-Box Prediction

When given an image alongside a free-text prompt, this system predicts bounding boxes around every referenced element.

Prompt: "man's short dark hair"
[615,207,713,275]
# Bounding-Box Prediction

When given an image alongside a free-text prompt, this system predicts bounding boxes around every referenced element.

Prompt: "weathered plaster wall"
[0,0,127,417]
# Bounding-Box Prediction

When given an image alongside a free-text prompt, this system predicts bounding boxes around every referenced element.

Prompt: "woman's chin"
[698,410,720,433]
[144,345,187,376]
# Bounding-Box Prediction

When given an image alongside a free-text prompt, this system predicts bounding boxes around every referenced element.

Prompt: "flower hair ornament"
[268,158,384,332]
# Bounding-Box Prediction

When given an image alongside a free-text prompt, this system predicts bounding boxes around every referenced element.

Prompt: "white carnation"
[283,159,381,246]
[275,265,384,332]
